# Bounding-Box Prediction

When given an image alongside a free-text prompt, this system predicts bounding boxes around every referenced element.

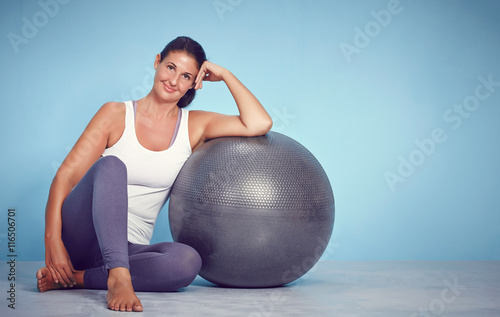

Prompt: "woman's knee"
[178,244,202,276]
[96,155,126,172]
[92,155,127,181]
[156,244,202,291]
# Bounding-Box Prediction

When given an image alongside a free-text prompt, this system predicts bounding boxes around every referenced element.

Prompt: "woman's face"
[153,50,199,102]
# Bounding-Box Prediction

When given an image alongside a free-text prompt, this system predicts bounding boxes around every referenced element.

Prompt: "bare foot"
[37,267,83,292]
[106,268,143,312]
[36,267,69,292]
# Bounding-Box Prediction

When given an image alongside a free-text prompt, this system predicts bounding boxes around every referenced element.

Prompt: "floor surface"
[1,261,499,316]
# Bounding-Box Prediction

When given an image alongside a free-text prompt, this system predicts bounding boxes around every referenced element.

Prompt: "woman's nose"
[170,74,179,86]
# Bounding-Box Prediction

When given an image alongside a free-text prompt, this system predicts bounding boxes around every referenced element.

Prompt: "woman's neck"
[138,93,179,120]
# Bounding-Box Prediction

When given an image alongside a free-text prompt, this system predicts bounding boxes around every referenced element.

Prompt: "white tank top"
[102,101,192,244]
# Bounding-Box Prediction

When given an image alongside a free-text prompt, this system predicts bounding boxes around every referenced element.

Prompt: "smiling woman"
[154,36,207,108]
[36,36,272,312]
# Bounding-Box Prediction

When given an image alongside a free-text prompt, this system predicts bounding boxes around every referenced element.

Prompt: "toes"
[108,301,124,312]
[36,267,55,293]
[108,301,142,312]
[118,303,124,312]
[133,304,144,312]
[38,267,46,278]
[37,280,44,292]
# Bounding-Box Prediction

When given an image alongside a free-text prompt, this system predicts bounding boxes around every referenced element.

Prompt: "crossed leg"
[37,156,201,312]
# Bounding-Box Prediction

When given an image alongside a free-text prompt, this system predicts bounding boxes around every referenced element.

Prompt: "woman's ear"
[154,54,161,70]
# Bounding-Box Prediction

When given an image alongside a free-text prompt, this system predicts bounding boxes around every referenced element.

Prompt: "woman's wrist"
[220,68,233,82]
[45,231,61,243]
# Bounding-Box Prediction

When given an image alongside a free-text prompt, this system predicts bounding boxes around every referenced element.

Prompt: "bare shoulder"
[93,102,126,148]
[91,101,126,128]
[99,101,126,118]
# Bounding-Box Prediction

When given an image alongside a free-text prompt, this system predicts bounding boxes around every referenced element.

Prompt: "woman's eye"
[183,74,191,80]
[167,65,174,71]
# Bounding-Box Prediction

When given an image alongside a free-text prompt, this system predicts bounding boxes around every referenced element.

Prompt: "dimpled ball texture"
[169,131,335,288]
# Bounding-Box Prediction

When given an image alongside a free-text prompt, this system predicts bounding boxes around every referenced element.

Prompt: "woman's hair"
[159,36,206,108]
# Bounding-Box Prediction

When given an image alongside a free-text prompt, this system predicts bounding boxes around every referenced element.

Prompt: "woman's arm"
[192,61,273,141]
[44,102,122,286]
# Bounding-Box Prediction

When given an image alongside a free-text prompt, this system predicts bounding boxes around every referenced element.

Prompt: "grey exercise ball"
[169,131,335,288]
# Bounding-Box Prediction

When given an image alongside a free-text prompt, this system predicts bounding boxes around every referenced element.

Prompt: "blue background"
[1,0,500,261]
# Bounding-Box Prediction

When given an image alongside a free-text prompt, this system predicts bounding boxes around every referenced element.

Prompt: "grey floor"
[1,261,499,316]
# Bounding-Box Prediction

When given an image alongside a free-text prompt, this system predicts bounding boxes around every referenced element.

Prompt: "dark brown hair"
[160,36,207,108]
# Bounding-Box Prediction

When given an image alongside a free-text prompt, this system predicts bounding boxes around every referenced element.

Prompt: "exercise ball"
[169,131,334,288]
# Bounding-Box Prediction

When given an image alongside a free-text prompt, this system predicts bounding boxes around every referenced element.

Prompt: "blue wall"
[1,0,500,261]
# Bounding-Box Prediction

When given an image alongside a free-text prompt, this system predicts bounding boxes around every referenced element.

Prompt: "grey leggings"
[61,155,201,291]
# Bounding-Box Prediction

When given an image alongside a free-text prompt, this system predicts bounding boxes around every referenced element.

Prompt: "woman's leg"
[61,156,200,291]
[83,242,202,292]
[61,155,129,277]
[126,242,202,292]
[57,155,142,311]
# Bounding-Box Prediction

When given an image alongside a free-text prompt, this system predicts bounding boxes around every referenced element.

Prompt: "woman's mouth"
[163,82,176,93]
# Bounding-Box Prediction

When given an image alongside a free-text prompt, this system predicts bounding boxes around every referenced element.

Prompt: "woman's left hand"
[190,59,273,142]
[194,61,228,90]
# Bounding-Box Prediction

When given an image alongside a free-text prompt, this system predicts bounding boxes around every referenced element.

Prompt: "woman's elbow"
[263,117,273,134]
[251,117,273,136]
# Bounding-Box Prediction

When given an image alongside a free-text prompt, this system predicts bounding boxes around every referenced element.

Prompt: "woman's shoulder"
[94,102,127,148]
[100,101,126,114]
[93,101,126,121]
[88,101,126,133]
[187,110,219,149]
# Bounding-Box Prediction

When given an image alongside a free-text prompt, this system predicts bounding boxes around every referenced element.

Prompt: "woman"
[36,36,273,312]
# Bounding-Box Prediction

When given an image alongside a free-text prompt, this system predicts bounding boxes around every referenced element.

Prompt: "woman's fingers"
[57,258,77,287]
[195,70,207,90]
[194,69,203,90]
[68,260,77,285]
[62,265,76,286]
[45,239,77,287]
[47,265,60,285]
[48,259,75,287]
[57,266,74,287]
[194,61,226,90]
[50,264,68,287]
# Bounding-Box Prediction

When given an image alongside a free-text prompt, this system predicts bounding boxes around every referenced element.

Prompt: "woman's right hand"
[45,237,77,287]
[42,102,120,289]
